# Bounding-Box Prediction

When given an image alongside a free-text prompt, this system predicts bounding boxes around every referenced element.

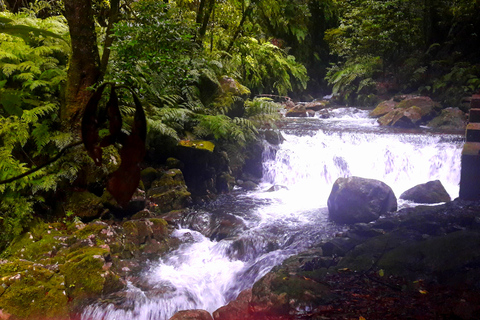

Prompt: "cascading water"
[82,107,463,320]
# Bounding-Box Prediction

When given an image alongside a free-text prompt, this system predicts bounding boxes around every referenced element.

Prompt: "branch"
[0,141,83,185]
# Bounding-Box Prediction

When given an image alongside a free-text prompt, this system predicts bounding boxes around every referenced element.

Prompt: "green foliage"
[222,37,308,95]
[325,0,480,103]
[325,56,381,101]
[0,11,74,250]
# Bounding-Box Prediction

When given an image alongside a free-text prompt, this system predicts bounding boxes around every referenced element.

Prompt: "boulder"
[147,169,192,213]
[327,176,397,224]
[263,130,284,145]
[427,107,467,130]
[169,310,213,320]
[285,105,307,117]
[304,101,328,111]
[399,180,451,203]
[64,191,104,220]
[370,99,398,118]
[376,96,441,128]
[213,289,252,320]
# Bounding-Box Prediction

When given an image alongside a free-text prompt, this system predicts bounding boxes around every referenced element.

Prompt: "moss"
[75,222,108,240]
[65,191,104,219]
[60,247,109,299]
[4,222,64,262]
[0,260,69,319]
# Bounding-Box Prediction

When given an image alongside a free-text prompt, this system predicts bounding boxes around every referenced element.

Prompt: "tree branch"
[0,141,83,185]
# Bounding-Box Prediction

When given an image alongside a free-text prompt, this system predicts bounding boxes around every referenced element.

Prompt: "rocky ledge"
[171,199,480,320]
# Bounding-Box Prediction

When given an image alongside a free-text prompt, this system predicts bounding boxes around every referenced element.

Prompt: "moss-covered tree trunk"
[62,0,101,130]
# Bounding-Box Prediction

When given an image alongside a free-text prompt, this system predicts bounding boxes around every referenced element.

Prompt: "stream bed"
[82,107,464,320]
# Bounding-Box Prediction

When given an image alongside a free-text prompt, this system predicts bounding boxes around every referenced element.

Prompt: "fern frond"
[147,119,180,140]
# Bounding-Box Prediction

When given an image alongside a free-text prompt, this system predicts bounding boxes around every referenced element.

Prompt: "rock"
[141,167,160,190]
[285,105,307,117]
[304,101,328,111]
[327,176,397,224]
[263,130,284,145]
[400,180,451,203]
[0,260,69,319]
[250,268,335,316]
[376,96,442,128]
[427,107,467,130]
[147,169,192,213]
[64,191,104,220]
[318,109,330,119]
[169,309,213,320]
[240,180,257,191]
[166,157,184,170]
[216,172,236,193]
[213,289,251,320]
[370,99,399,118]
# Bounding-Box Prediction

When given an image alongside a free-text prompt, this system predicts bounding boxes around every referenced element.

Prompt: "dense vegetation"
[1,0,479,251]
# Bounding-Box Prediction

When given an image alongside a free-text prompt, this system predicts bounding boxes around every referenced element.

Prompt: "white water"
[82,108,463,320]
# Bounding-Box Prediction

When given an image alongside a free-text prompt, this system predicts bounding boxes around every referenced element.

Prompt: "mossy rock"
[60,246,122,301]
[178,140,215,152]
[4,222,65,263]
[427,107,467,130]
[65,191,104,220]
[141,167,160,190]
[147,169,192,212]
[370,99,398,118]
[0,260,69,319]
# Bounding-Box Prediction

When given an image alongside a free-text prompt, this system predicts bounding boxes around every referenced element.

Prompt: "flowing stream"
[82,107,464,320]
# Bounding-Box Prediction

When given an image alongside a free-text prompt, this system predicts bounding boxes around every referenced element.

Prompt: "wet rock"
[370,99,398,118]
[216,172,236,193]
[427,107,467,130]
[400,180,451,204]
[327,176,397,224]
[304,101,328,111]
[307,109,316,117]
[318,109,330,119]
[213,289,252,320]
[183,211,246,240]
[263,130,284,145]
[376,96,441,128]
[240,181,257,191]
[147,169,192,213]
[321,237,358,257]
[250,268,336,316]
[285,105,307,117]
[169,309,213,320]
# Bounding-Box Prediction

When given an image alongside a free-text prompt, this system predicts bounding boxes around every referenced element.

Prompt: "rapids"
[82,107,463,320]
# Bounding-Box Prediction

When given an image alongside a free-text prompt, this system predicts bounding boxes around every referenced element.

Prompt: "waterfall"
[262,130,462,208]
[82,108,463,320]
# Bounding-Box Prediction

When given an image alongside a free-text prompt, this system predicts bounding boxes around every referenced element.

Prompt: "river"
[82,107,464,320]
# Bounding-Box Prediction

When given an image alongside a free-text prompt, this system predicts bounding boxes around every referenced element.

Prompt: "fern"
[0,11,72,250]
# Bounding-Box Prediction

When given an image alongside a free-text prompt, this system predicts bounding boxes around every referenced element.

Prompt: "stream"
[82,107,464,320]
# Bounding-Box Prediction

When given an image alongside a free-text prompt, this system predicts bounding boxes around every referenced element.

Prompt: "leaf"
[378,269,385,277]
[0,90,23,117]
[178,140,215,152]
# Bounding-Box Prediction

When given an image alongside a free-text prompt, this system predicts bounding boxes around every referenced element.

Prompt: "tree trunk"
[197,0,215,43]
[62,0,101,130]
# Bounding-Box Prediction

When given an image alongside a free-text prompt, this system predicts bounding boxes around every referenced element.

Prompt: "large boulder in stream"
[400,180,451,204]
[327,176,397,224]
[373,96,441,128]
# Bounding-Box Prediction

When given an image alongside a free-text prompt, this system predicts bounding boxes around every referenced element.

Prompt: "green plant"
[0,11,76,250]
